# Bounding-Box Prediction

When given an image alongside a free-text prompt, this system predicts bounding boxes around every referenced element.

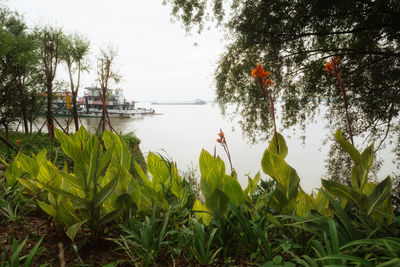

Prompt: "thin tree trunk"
[72,91,79,132]
[21,105,29,133]
[46,79,54,157]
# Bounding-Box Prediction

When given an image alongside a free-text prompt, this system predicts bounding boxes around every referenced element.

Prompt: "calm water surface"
[53,103,395,193]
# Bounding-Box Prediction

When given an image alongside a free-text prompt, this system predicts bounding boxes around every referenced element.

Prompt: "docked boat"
[151,99,206,105]
[77,87,155,118]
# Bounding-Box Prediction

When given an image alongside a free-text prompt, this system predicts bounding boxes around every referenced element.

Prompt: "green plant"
[9,127,139,242]
[119,206,172,266]
[261,132,300,214]
[0,236,44,267]
[189,218,221,265]
[322,129,393,219]
[0,178,33,223]
[231,204,272,262]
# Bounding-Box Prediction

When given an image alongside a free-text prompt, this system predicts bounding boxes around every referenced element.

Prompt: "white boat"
[78,87,155,118]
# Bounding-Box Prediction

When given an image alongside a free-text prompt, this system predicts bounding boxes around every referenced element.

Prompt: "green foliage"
[7,127,140,242]
[119,206,172,266]
[261,131,300,213]
[165,0,400,150]
[188,219,221,265]
[323,129,393,218]
[2,124,400,265]
[195,149,250,223]
[0,236,44,267]
[0,6,43,136]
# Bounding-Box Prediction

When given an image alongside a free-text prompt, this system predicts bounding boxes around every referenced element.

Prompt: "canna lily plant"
[7,126,139,242]
[322,129,393,219]
[193,131,261,225]
[323,58,393,220]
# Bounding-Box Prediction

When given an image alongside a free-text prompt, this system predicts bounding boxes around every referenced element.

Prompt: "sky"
[5,0,226,102]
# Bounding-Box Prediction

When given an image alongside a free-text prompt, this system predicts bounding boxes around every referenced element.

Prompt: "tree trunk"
[101,108,105,133]
[21,105,29,133]
[72,91,79,132]
[46,79,54,157]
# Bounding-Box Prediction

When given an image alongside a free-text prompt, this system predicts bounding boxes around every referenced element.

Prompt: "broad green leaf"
[314,191,329,214]
[17,178,40,195]
[367,176,392,215]
[35,149,48,165]
[364,182,375,196]
[102,130,117,150]
[5,161,24,186]
[244,172,260,196]
[131,183,141,208]
[98,143,114,176]
[171,169,183,199]
[55,128,81,162]
[37,200,57,217]
[99,209,122,228]
[66,220,86,241]
[268,132,288,159]
[134,161,150,185]
[223,174,244,206]
[193,199,212,226]
[200,176,213,199]
[93,175,119,208]
[147,152,170,185]
[261,148,300,202]
[72,126,88,143]
[322,179,366,210]
[206,189,229,217]
[334,129,361,163]
[85,136,100,188]
[44,183,86,204]
[61,172,84,191]
[17,153,39,177]
[296,190,315,216]
[359,143,374,190]
[199,150,225,193]
[55,202,80,227]
[199,149,215,178]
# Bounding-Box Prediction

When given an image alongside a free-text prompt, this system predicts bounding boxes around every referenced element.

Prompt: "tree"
[164,0,400,145]
[0,6,41,137]
[165,0,400,181]
[36,25,63,154]
[60,33,90,132]
[96,46,121,134]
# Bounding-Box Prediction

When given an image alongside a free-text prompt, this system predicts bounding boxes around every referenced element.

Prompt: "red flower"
[251,64,270,79]
[16,140,22,147]
[264,79,274,87]
[325,61,334,72]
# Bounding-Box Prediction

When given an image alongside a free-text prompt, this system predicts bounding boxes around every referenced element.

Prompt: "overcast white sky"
[5,0,225,102]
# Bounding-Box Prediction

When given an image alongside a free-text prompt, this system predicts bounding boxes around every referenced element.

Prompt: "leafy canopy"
[164,0,400,145]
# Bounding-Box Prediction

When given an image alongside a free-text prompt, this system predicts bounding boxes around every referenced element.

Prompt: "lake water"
[47,103,396,193]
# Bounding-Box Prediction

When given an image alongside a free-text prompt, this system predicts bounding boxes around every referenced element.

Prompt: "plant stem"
[335,68,354,146]
[269,95,280,154]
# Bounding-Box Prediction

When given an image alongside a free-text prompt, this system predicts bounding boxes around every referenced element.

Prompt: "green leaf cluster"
[7,127,138,241]
[322,129,393,219]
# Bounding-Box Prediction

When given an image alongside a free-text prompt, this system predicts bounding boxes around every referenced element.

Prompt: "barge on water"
[151,99,206,105]
[54,87,155,118]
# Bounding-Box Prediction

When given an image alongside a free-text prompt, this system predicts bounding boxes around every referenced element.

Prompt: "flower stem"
[335,68,354,146]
